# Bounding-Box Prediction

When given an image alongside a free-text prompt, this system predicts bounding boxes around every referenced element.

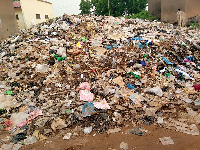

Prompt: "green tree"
[79,0,92,15]
[126,10,157,21]
[125,0,148,15]
[110,0,126,17]
[80,0,147,17]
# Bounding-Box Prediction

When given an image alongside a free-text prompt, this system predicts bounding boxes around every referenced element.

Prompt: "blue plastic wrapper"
[82,102,96,117]
[105,45,112,50]
[132,37,142,41]
[136,43,143,48]
[163,57,174,65]
[126,84,134,89]
[112,44,118,48]
[141,61,146,66]
[148,42,153,45]
[186,56,195,62]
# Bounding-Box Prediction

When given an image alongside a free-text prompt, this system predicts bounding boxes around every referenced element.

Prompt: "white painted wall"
[15,8,25,29]
[20,0,54,29]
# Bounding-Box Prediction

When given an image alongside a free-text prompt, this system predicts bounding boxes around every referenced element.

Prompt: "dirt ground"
[9,123,199,150]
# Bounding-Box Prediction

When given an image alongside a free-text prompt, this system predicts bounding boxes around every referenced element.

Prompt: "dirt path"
[18,124,200,150]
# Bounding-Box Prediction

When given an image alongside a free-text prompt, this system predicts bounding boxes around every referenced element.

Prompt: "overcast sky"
[46,0,81,17]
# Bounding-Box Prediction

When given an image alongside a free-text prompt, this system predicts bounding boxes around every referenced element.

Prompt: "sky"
[45,0,81,17]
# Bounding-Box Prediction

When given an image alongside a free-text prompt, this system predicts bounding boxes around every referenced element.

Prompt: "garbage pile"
[0,14,200,148]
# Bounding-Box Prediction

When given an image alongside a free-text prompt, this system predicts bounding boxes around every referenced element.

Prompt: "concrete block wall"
[161,0,186,22]
[0,0,19,40]
[148,0,161,19]
[185,0,200,19]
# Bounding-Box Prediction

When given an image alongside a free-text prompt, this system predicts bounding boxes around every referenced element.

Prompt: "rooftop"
[13,0,52,8]
[37,0,52,4]
[13,1,21,8]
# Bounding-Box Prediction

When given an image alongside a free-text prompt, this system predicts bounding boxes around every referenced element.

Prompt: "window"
[36,14,41,19]
[16,14,19,20]
[45,15,49,19]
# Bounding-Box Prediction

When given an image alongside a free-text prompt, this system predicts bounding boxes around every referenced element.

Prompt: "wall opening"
[36,14,41,19]
[16,14,19,20]
[45,15,49,19]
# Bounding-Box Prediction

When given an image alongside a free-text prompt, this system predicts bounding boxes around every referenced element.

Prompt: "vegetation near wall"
[79,0,148,17]
[125,10,157,21]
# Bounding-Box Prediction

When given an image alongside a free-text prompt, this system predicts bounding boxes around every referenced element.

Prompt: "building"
[148,0,161,19]
[14,0,54,29]
[14,1,25,29]
[148,0,200,23]
[0,0,19,40]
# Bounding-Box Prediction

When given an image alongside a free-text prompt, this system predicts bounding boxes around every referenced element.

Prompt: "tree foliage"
[79,0,148,17]
[125,10,157,21]
[79,0,92,15]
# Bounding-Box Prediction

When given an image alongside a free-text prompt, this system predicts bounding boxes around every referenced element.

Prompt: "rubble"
[51,118,67,132]
[63,133,72,140]
[107,128,121,134]
[23,136,37,145]
[159,136,174,145]
[164,118,199,135]
[126,127,147,136]
[83,126,92,134]
[0,143,22,150]
[120,142,128,150]
[0,13,199,148]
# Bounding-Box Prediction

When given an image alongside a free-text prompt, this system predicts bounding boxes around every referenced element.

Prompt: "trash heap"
[0,14,200,148]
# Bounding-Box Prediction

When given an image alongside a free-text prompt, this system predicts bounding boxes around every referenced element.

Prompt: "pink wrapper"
[80,90,94,102]
[94,99,110,109]
[17,110,43,128]
[79,82,91,91]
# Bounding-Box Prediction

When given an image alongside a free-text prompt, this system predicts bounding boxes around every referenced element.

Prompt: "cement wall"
[148,0,161,19]
[161,0,186,22]
[15,8,26,29]
[185,0,200,19]
[0,0,19,40]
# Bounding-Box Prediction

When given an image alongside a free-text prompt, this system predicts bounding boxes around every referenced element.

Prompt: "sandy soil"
[13,123,200,150]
